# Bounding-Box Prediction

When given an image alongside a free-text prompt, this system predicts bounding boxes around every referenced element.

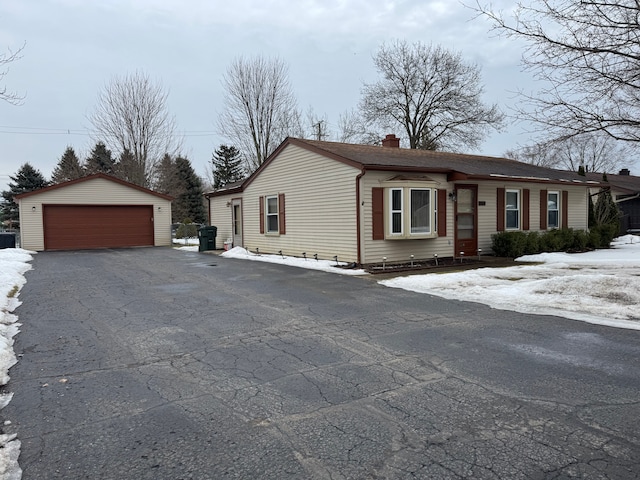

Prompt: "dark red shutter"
[259,196,264,234]
[372,187,384,240]
[522,189,530,231]
[496,188,505,231]
[437,189,447,237]
[562,190,569,228]
[540,189,547,230]
[278,193,286,235]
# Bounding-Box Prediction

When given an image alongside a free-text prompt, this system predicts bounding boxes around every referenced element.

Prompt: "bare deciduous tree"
[89,71,179,187]
[504,141,558,168]
[359,40,504,151]
[473,1,640,144]
[218,56,299,171]
[1,43,25,105]
[505,133,631,173]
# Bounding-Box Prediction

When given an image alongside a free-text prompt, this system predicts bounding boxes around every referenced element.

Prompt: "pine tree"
[174,156,207,224]
[51,146,84,184]
[85,142,115,175]
[155,154,179,196]
[115,148,146,186]
[1,163,49,224]
[211,145,244,189]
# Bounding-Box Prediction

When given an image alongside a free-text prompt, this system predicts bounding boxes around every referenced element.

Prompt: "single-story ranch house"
[16,173,173,251]
[206,135,600,265]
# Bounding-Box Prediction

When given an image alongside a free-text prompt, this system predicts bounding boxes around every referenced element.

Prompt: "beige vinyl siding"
[477,181,589,253]
[361,171,454,264]
[243,144,361,262]
[209,194,234,246]
[17,177,172,251]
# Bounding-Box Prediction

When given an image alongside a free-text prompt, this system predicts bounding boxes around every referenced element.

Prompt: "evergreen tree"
[155,154,179,196]
[210,145,244,189]
[85,141,115,175]
[51,146,84,184]
[115,148,146,186]
[1,163,49,224]
[173,156,206,224]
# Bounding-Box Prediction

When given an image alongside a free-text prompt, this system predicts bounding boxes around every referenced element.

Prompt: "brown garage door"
[43,205,154,250]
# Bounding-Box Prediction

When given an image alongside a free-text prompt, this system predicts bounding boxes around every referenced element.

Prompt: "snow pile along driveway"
[0,248,34,480]
[380,235,640,330]
[221,247,367,275]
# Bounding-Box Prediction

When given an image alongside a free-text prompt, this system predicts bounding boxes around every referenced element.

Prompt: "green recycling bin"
[198,226,217,252]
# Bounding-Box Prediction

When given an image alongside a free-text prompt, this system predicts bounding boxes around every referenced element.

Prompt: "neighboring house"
[586,169,640,234]
[15,173,173,251]
[205,135,599,265]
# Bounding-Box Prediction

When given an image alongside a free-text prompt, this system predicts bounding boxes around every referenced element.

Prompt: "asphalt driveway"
[4,247,640,479]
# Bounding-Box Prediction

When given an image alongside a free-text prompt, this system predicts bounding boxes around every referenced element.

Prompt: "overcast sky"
[1,0,539,190]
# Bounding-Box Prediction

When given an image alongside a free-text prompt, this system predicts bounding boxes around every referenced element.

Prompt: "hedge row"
[491,225,618,258]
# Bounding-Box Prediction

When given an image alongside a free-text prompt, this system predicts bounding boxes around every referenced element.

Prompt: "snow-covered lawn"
[0,248,33,480]
[380,235,640,331]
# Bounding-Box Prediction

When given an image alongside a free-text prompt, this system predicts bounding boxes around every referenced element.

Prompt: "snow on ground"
[381,235,640,331]
[172,237,199,246]
[221,247,368,275]
[0,247,34,480]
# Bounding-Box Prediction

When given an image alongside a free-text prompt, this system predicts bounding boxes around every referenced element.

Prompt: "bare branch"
[217,56,299,172]
[88,71,180,187]
[0,42,26,105]
[472,1,640,144]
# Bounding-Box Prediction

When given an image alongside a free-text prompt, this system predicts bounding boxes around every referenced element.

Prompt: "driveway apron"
[4,247,640,479]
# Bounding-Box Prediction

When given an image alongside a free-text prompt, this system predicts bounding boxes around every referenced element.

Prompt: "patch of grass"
[7,285,19,298]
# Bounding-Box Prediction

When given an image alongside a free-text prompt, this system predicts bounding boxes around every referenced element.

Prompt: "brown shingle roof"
[585,171,640,194]
[205,137,601,197]
[292,138,596,184]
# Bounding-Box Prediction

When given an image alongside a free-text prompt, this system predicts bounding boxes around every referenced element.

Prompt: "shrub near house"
[491,227,616,258]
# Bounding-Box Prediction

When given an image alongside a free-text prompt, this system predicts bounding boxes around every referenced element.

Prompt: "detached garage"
[15,174,173,251]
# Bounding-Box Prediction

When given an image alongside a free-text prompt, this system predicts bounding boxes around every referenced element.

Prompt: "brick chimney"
[382,134,400,148]
[619,168,630,176]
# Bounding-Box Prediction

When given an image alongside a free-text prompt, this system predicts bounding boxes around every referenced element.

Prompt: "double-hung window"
[390,188,403,235]
[505,189,520,230]
[547,191,559,229]
[266,195,279,233]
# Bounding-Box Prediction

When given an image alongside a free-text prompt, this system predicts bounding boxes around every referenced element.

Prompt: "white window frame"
[505,189,520,230]
[547,191,559,229]
[265,195,279,234]
[385,186,436,239]
[389,188,403,236]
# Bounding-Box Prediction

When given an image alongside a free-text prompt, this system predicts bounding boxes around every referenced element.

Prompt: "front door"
[231,199,243,248]
[454,185,478,258]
